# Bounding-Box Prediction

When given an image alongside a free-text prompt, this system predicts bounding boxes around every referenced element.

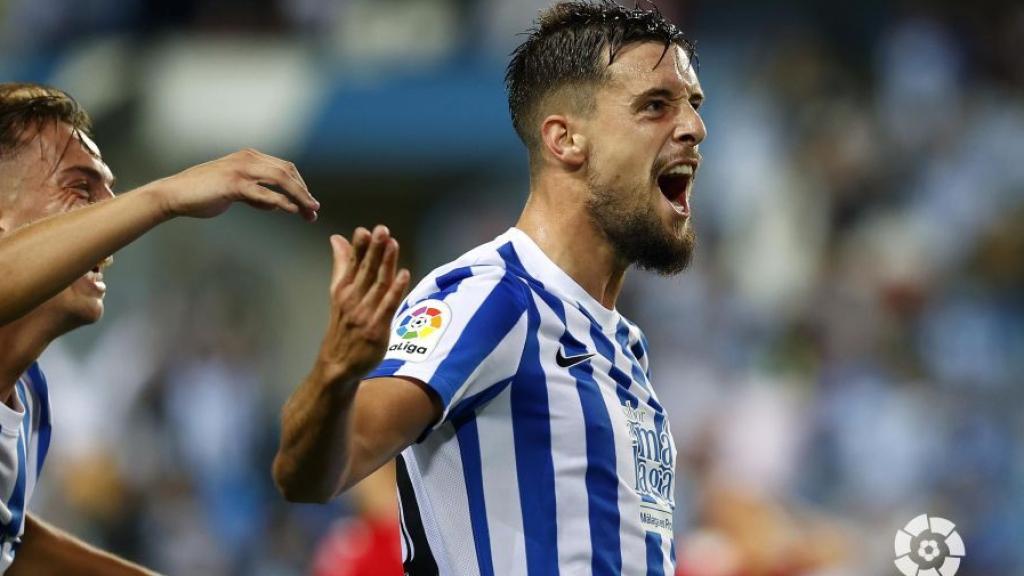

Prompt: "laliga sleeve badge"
[386,299,452,362]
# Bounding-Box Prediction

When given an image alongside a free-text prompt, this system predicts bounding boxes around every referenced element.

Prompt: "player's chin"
[66,290,106,325]
[71,299,105,325]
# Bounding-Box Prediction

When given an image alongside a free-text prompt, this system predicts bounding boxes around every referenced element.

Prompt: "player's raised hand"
[317,225,411,379]
[145,148,320,221]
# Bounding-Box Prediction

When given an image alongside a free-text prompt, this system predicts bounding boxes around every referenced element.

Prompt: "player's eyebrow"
[62,165,116,189]
[632,86,704,109]
[632,87,683,103]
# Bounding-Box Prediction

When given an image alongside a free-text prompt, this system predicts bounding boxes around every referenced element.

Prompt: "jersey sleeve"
[365,268,530,428]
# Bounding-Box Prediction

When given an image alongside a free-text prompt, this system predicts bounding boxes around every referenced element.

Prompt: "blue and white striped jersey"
[0,363,52,573]
[367,227,678,576]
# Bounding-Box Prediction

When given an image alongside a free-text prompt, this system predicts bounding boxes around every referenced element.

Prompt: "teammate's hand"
[316,225,411,381]
[147,148,319,221]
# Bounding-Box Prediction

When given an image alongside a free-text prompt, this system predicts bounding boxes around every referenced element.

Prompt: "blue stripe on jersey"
[630,339,646,365]
[570,359,623,575]
[645,532,665,576]
[374,358,406,377]
[448,377,513,428]
[428,275,527,409]
[614,324,666,419]
[616,322,649,390]
[496,242,525,277]
[26,364,51,475]
[577,306,638,394]
[509,287,560,574]
[497,243,549,297]
[637,330,652,378]
[434,265,476,296]
[455,418,495,576]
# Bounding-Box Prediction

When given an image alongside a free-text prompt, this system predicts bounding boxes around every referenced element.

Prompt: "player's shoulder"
[406,233,531,308]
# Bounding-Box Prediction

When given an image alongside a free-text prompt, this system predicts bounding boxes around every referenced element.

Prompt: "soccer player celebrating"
[0,83,318,574]
[274,2,705,574]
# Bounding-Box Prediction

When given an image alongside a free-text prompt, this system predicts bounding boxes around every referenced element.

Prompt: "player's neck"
[517,181,628,310]
[0,311,63,402]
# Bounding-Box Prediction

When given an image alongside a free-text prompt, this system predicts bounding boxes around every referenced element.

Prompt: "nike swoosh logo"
[556,348,595,368]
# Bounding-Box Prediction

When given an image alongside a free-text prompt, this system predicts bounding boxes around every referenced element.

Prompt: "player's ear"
[540,115,586,170]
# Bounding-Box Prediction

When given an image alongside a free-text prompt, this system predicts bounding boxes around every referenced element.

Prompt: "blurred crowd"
[2,0,1023,575]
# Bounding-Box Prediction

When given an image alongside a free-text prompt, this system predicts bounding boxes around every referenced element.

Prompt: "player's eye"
[642,100,668,114]
[690,98,703,111]
[66,181,92,199]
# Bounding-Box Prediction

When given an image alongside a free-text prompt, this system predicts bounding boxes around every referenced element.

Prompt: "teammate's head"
[506,1,705,275]
[0,83,115,327]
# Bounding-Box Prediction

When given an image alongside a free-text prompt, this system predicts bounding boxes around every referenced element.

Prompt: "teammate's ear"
[540,115,586,170]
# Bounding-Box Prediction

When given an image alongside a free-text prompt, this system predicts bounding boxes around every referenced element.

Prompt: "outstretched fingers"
[240,181,301,214]
[354,225,390,291]
[374,269,411,326]
[362,237,399,307]
[330,226,409,325]
[329,235,354,293]
[255,150,313,202]
[238,153,319,221]
[349,227,372,282]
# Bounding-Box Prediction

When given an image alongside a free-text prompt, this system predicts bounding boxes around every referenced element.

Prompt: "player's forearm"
[0,183,171,324]
[9,515,159,576]
[273,360,361,503]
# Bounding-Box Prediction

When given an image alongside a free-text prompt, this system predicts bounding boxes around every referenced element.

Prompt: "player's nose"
[673,106,706,146]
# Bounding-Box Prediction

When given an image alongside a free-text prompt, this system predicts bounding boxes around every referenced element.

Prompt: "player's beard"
[585,172,695,276]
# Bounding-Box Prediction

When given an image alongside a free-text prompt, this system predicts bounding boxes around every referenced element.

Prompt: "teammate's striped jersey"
[367,227,678,576]
[0,363,52,574]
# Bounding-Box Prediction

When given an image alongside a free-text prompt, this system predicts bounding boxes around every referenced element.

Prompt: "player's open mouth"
[86,257,112,294]
[84,270,106,295]
[657,163,693,216]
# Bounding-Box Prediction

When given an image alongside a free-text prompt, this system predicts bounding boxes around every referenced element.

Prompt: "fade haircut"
[0,83,92,162]
[505,1,696,157]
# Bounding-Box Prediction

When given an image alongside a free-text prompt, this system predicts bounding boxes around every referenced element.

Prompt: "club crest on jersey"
[387,299,451,362]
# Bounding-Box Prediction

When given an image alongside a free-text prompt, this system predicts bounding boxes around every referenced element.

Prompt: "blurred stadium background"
[2,0,1023,574]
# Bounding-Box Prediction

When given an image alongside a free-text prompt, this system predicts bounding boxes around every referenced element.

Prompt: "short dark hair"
[0,83,92,161]
[505,1,696,154]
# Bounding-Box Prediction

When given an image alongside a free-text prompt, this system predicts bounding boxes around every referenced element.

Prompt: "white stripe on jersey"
[0,363,52,574]
[368,227,677,576]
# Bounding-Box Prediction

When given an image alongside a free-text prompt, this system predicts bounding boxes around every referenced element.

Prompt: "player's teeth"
[665,164,693,177]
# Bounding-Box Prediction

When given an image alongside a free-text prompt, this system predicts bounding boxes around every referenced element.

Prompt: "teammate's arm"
[0,148,319,325]
[273,226,442,503]
[8,514,159,576]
